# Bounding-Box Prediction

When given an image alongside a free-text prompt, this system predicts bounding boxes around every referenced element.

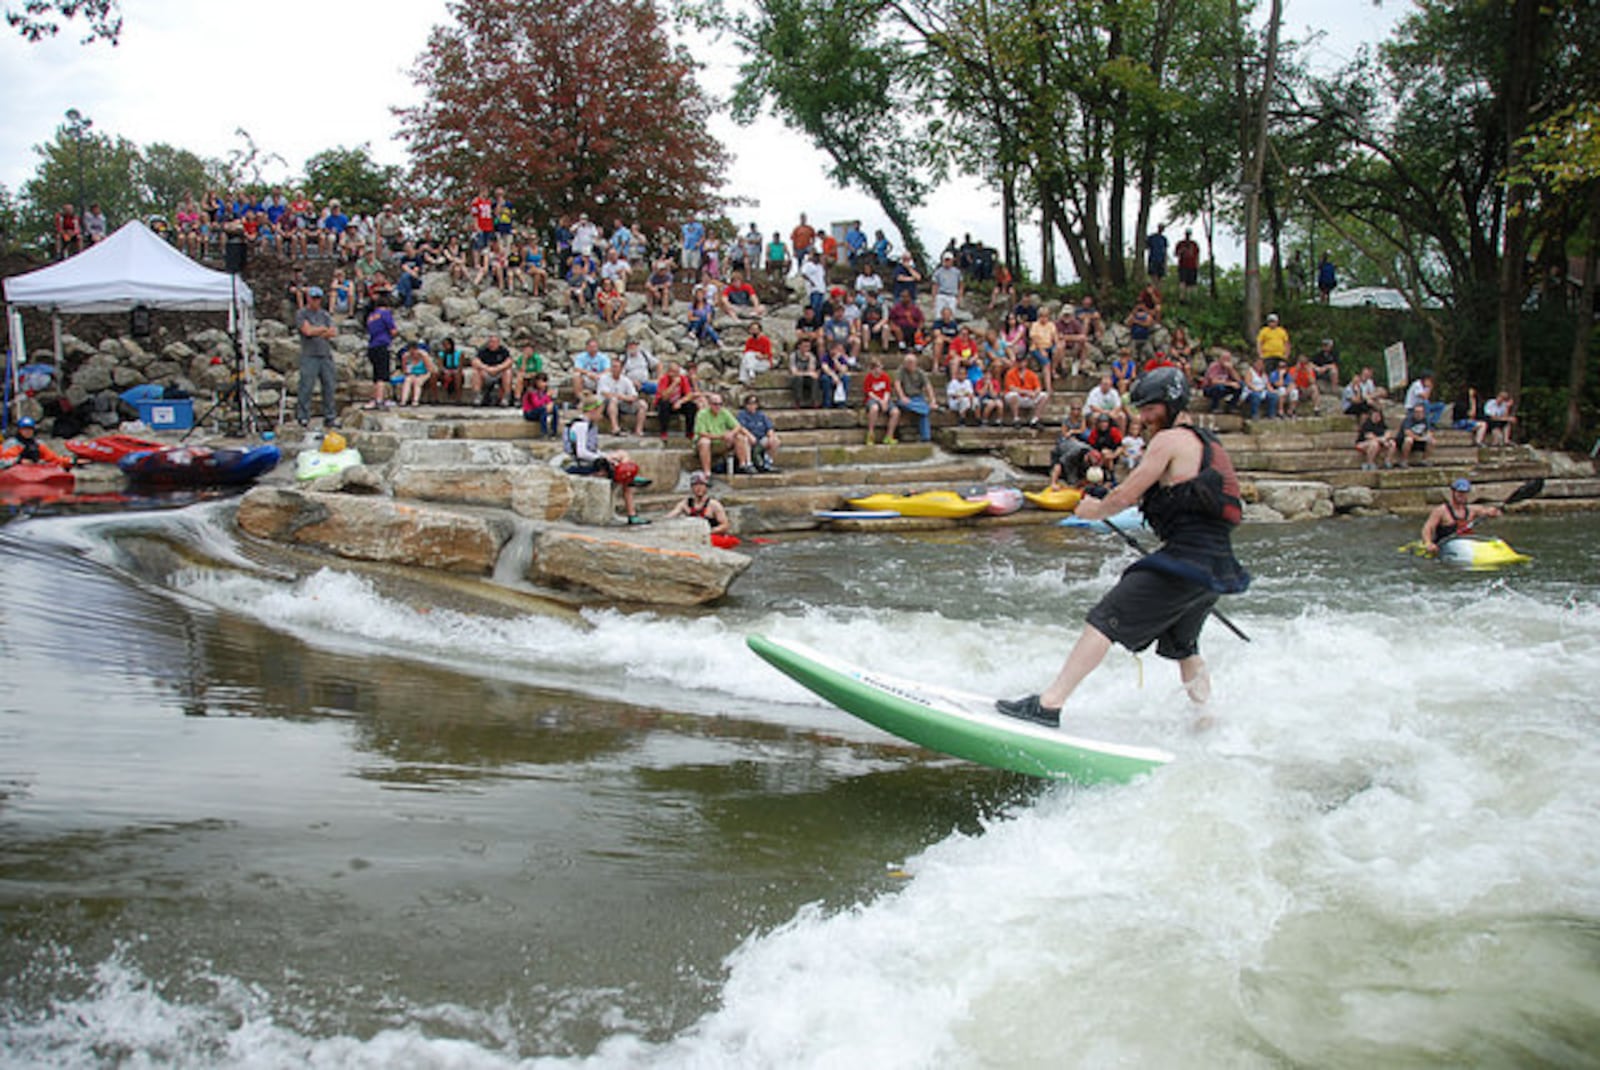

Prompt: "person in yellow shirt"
[1255,313,1291,373]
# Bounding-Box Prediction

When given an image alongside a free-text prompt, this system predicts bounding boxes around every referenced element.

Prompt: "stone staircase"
[349,368,1598,531]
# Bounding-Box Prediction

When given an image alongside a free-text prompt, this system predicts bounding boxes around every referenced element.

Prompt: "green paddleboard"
[747,634,1173,784]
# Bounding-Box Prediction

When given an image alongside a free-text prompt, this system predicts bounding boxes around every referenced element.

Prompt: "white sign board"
[1384,342,1408,391]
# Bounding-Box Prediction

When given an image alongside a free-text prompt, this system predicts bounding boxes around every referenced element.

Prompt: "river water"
[1,502,1598,1068]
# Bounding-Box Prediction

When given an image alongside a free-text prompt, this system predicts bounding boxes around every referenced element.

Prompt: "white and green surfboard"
[747,634,1173,783]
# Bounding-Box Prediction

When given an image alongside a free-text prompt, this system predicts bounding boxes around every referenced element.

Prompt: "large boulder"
[1332,484,1376,512]
[1254,479,1329,520]
[530,523,750,605]
[393,463,579,521]
[441,294,480,323]
[235,487,512,574]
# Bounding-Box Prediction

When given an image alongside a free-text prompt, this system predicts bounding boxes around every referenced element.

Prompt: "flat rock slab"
[237,486,512,574]
[531,524,750,605]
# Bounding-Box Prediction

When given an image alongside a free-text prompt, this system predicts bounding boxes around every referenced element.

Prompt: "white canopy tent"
[2,220,255,425]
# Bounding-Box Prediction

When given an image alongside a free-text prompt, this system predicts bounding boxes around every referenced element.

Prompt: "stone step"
[1232,446,1481,474]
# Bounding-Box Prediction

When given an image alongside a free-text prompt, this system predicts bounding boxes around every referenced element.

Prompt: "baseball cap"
[689,470,709,485]
[306,285,325,298]
[1451,478,1471,492]
[1266,313,1279,323]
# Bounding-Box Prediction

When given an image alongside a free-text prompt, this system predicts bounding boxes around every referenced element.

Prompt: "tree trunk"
[1565,184,1600,445]
[1040,201,1057,288]
[1240,0,1283,345]
[1496,0,1543,397]
[1001,165,1020,277]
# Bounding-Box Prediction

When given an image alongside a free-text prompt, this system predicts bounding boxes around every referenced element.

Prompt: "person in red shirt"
[887,291,924,350]
[862,357,895,445]
[1175,228,1202,301]
[469,188,496,257]
[718,271,765,318]
[54,204,81,259]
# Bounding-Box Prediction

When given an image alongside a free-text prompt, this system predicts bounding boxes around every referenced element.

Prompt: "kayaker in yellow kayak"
[1420,478,1501,556]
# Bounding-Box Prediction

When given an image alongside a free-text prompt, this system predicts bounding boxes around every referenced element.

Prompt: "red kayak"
[0,461,74,489]
[66,434,168,464]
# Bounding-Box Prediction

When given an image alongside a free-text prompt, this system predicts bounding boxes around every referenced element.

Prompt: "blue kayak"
[1059,506,1150,534]
[120,444,281,488]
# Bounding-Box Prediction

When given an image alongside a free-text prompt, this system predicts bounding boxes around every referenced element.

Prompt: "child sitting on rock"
[564,398,649,524]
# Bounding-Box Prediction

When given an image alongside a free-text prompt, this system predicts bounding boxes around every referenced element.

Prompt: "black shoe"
[736,464,759,475]
[761,462,781,473]
[995,694,1060,728]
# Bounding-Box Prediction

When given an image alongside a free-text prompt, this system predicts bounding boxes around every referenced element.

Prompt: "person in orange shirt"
[791,213,816,264]
[1003,357,1047,427]
[0,417,73,468]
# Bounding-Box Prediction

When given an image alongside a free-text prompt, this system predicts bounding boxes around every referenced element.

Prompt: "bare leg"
[1039,625,1114,710]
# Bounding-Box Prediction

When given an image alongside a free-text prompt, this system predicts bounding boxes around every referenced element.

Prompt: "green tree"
[19,123,143,244]
[0,182,20,254]
[399,0,728,230]
[5,0,120,43]
[139,143,225,215]
[301,144,399,217]
[726,0,933,270]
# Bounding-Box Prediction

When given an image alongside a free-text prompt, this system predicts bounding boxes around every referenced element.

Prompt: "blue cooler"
[137,398,195,430]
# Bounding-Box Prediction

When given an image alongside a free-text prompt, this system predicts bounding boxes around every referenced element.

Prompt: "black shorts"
[1086,567,1218,660]
[1178,266,1198,286]
[368,346,392,381]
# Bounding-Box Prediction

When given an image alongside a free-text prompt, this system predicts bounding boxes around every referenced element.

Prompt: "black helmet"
[1129,366,1189,418]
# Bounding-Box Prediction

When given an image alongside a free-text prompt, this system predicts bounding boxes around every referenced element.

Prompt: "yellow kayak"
[1023,486,1085,512]
[1399,536,1531,571]
[848,491,991,519]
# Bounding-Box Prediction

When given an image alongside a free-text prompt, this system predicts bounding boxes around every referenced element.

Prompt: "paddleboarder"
[1420,478,1501,556]
[998,367,1249,728]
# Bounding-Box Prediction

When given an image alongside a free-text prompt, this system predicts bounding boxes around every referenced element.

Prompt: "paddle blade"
[1503,477,1544,507]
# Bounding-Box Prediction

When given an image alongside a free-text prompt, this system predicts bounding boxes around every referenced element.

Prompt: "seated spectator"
[1354,406,1397,469]
[974,361,1005,426]
[619,340,658,398]
[822,303,860,362]
[1120,415,1147,472]
[1083,373,1124,430]
[596,278,626,325]
[521,242,549,295]
[929,306,961,365]
[739,323,774,384]
[858,292,891,352]
[1075,294,1105,343]
[1289,354,1319,414]
[645,258,675,311]
[1057,304,1091,376]
[566,253,597,313]
[1268,360,1295,417]
[1202,350,1243,413]
[1001,311,1028,356]
[862,357,895,445]
[1311,338,1342,390]
[719,270,765,317]
[1399,403,1433,465]
[695,393,757,477]
[1403,372,1447,428]
[1003,356,1046,427]
[440,237,470,283]
[597,360,647,436]
[887,290,924,350]
[854,261,885,304]
[820,343,853,408]
[654,361,699,441]
[572,339,611,400]
[1083,412,1125,472]
[1484,390,1517,445]
[433,337,464,403]
[1452,386,1488,446]
[736,393,781,472]
[665,470,732,536]
[1167,325,1197,372]
[1243,358,1279,420]
[505,344,543,406]
[946,362,978,425]
[564,398,648,525]
[396,342,435,408]
[890,251,922,304]
[789,339,822,408]
[686,290,720,347]
[886,353,939,443]
[1109,349,1139,394]
[1026,313,1059,393]
[1125,301,1158,364]
[599,247,631,292]
[470,334,515,406]
[521,372,560,439]
[943,326,979,381]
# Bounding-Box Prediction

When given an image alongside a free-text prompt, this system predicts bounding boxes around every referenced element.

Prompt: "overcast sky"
[0,0,1408,275]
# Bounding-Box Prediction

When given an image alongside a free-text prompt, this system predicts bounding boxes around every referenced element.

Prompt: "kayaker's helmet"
[1451,478,1471,494]
[321,431,347,454]
[1129,366,1189,426]
[16,417,35,432]
[611,460,640,486]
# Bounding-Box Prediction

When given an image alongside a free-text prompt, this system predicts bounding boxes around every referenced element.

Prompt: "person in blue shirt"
[680,218,705,282]
[319,201,350,256]
[1317,252,1337,303]
[844,223,867,267]
[1145,223,1169,280]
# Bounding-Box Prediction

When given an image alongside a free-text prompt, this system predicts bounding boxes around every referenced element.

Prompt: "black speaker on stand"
[186,227,271,441]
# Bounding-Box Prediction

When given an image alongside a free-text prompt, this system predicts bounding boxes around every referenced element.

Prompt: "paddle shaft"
[1100,515,1252,643]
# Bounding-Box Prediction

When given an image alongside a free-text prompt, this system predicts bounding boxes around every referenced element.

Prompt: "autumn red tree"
[398,0,729,232]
